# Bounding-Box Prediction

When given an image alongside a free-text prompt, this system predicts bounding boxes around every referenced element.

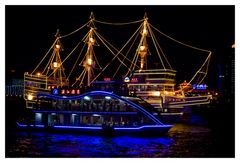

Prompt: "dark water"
[6,123,232,158]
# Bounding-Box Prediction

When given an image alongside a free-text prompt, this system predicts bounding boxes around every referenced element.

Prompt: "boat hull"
[16,122,172,136]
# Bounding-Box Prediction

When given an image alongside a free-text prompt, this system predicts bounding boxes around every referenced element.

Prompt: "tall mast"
[50,30,66,87]
[138,13,148,70]
[84,12,96,86]
[53,40,61,81]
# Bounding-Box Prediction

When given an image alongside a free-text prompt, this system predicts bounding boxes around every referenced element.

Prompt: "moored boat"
[17,91,172,135]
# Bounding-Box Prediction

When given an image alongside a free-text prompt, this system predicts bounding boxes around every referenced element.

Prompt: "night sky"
[5,5,235,89]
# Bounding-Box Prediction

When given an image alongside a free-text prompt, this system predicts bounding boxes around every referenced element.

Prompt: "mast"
[138,13,148,70]
[53,40,61,81]
[50,30,66,87]
[84,12,96,86]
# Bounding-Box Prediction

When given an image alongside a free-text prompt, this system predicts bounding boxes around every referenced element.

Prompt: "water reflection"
[6,131,173,157]
[6,123,228,158]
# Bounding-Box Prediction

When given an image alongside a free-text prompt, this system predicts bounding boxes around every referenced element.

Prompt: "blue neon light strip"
[32,110,138,115]
[16,122,27,127]
[17,122,172,130]
[53,125,172,130]
[35,124,45,128]
[16,122,45,128]
[118,97,164,125]
[37,91,165,125]
[54,125,102,130]
[114,125,173,130]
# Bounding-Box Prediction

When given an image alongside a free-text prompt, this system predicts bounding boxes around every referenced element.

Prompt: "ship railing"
[24,72,49,109]
[5,85,23,96]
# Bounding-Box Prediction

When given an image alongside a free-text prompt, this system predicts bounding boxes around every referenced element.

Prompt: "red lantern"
[71,89,76,94]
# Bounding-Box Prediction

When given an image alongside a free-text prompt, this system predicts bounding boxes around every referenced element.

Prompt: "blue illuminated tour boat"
[17,90,172,135]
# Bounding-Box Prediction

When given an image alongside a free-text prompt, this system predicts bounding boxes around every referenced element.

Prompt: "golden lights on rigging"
[138,17,149,70]
[87,58,93,66]
[89,37,95,44]
[53,62,60,68]
[142,28,148,35]
[55,44,61,49]
[140,45,146,51]
[26,12,212,91]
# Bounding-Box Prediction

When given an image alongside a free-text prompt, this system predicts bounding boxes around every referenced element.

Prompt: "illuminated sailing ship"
[123,14,212,114]
[23,12,212,117]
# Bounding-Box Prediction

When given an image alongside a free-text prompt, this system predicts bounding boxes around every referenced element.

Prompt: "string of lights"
[147,23,173,70]
[94,19,144,25]
[94,30,140,68]
[94,30,132,71]
[59,21,90,39]
[47,40,82,78]
[90,22,143,85]
[67,43,87,80]
[28,13,212,94]
[113,27,140,78]
[149,23,211,53]
[147,22,166,70]
[31,38,58,75]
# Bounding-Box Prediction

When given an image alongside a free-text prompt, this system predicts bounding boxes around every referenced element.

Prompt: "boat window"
[123,97,156,113]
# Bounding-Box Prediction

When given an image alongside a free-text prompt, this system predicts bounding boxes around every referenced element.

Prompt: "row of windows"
[35,113,155,126]
[129,85,174,91]
[132,74,176,81]
[37,98,137,112]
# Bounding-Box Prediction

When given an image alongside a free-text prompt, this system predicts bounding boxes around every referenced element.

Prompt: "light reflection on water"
[7,131,174,157]
[6,123,220,158]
